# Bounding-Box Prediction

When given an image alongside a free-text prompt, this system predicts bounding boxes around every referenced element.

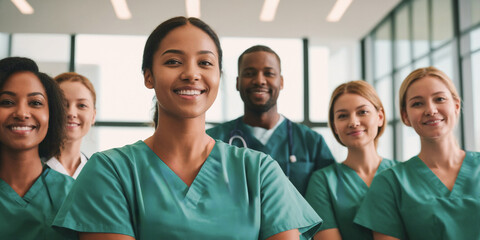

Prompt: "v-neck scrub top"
[207,117,335,195]
[354,152,480,240]
[53,140,322,239]
[0,168,75,240]
[305,159,397,240]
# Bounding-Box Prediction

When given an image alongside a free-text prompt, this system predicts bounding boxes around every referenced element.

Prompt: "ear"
[236,76,240,91]
[280,75,284,90]
[377,108,385,127]
[454,97,461,116]
[144,69,154,89]
[401,110,411,126]
[91,109,97,126]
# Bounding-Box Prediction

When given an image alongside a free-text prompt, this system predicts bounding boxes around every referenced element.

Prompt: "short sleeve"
[52,152,135,237]
[305,169,337,230]
[259,156,322,240]
[353,171,405,239]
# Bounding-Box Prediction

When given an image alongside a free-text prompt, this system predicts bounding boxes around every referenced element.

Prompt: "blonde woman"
[355,66,480,239]
[306,80,397,240]
[46,73,96,179]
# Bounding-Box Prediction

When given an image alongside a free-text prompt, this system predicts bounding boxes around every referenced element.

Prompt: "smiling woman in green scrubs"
[0,57,74,240]
[354,66,480,239]
[52,16,321,240]
[305,80,397,240]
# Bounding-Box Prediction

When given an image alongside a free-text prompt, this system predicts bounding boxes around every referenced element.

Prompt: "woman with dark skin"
[53,17,321,240]
[0,57,74,239]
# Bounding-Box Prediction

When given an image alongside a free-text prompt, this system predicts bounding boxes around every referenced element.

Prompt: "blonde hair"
[328,80,386,147]
[54,72,97,108]
[399,66,460,124]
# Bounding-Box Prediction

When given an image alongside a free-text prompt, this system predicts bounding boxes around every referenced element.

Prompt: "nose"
[348,116,360,128]
[180,62,201,82]
[424,101,438,116]
[67,104,77,119]
[13,103,30,120]
[252,72,267,86]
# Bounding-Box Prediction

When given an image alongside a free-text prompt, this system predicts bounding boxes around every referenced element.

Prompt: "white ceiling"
[0,0,400,48]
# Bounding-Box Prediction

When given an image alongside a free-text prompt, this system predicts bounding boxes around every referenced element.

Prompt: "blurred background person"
[46,72,96,179]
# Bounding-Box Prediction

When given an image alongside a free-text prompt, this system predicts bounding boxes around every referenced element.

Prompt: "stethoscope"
[228,118,297,177]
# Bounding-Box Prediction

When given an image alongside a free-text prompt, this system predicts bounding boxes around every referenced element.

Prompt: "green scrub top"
[53,140,322,240]
[354,152,480,240]
[207,117,335,195]
[0,168,75,240]
[305,159,398,240]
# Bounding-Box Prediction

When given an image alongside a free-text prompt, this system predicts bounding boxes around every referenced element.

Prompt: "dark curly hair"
[0,57,67,160]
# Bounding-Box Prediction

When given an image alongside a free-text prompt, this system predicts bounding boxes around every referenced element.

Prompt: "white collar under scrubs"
[46,153,88,179]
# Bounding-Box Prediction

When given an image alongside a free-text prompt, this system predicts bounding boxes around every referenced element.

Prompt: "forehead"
[60,81,93,98]
[240,51,280,70]
[156,24,218,56]
[406,76,451,98]
[1,72,45,94]
[334,93,374,110]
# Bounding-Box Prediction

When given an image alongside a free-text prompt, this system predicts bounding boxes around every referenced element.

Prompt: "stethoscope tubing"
[228,118,296,177]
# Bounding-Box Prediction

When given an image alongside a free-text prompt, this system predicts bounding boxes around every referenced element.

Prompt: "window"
[11,33,70,76]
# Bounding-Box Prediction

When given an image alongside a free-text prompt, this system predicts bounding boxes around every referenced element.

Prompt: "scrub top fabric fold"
[207,116,335,195]
[0,168,75,240]
[354,151,480,240]
[305,158,397,240]
[52,140,322,240]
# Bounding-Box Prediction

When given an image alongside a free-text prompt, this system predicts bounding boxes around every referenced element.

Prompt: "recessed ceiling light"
[260,0,280,22]
[11,0,34,15]
[186,0,201,18]
[110,0,132,20]
[326,0,353,22]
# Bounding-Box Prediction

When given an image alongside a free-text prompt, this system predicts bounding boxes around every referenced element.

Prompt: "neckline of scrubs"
[339,158,387,188]
[238,117,288,149]
[413,151,473,196]
[139,140,219,206]
[0,168,49,207]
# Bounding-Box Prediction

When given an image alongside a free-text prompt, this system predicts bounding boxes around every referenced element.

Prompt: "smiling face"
[402,76,460,140]
[144,23,220,120]
[0,72,49,153]
[332,93,384,149]
[60,81,96,143]
[236,51,283,114]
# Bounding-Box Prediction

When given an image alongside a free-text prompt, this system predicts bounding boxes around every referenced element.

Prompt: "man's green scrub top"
[305,159,398,240]
[354,152,480,240]
[53,140,322,240]
[0,168,75,240]
[207,117,335,195]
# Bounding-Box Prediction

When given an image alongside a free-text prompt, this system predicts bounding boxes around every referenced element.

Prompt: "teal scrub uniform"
[0,168,75,240]
[354,152,480,240]
[53,140,322,240]
[305,159,398,240]
[207,117,335,195]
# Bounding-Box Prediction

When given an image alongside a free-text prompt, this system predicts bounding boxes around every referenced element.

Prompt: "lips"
[67,122,80,127]
[174,87,206,96]
[7,124,36,134]
[248,87,270,94]
[423,119,443,125]
[347,130,365,136]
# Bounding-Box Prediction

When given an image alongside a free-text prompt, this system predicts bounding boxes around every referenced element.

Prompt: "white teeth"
[11,126,33,131]
[177,89,201,95]
[425,120,441,124]
[67,123,79,127]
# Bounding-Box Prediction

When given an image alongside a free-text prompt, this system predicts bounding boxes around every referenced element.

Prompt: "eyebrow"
[0,91,46,98]
[334,104,369,114]
[407,91,446,102]
[161,49,216,57]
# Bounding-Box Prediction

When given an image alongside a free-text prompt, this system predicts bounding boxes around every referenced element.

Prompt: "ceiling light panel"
[260,0,280,22]
[186,0,201,18]
[111,0,132,20]
[326,0,353,22]
[11,0,34,15]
